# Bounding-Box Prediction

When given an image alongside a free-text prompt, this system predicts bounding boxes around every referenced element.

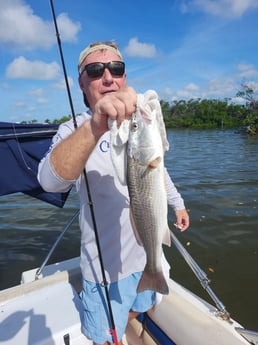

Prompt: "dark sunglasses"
[80,61,125,78]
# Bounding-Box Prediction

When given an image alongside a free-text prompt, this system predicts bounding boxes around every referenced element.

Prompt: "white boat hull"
[0,257,254,345]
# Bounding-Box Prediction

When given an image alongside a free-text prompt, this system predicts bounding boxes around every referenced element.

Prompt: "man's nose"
[102,68,113,83]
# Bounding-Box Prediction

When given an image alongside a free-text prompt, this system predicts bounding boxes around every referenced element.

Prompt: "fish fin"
[137,268,169,295]
[148,157,161,169]
[129,209,143,246]
[162,226,171,247]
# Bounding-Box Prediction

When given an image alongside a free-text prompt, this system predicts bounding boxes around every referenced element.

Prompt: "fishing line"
[11,123,32,171]
[48,1,119,343]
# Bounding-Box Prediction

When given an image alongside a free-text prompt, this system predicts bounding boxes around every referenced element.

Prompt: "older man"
[38,41,189,345]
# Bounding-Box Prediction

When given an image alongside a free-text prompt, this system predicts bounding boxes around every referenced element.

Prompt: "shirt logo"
[99,139,110,152]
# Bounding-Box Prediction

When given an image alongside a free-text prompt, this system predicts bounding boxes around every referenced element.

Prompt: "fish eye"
[131,121,138,131]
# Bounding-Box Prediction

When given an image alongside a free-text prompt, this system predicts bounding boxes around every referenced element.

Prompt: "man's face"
[78,50,126,111]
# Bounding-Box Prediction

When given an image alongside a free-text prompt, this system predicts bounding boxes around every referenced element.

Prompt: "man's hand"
[91,87,137,136]
[174,209,190,232]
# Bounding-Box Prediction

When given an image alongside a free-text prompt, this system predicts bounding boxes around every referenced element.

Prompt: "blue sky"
[1,0,258,123]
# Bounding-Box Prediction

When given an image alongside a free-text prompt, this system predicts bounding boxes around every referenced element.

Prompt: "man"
[38,41,189,345]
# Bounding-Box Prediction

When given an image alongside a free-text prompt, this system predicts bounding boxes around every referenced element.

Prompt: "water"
[0,129,257,330]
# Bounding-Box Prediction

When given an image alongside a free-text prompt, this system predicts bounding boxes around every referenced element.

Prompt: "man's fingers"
[98,89,136,120]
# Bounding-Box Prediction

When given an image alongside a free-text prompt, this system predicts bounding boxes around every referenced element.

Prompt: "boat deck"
[0,257,255,345]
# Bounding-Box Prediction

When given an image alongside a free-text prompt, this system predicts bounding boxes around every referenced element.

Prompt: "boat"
[0,122,258,344]
[0,252,257,345]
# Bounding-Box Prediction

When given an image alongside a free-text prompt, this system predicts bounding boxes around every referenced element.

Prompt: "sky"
[1,0,258,123]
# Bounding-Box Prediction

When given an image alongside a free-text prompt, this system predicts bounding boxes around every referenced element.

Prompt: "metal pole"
[170,228,230,320]
[35,210,79,279]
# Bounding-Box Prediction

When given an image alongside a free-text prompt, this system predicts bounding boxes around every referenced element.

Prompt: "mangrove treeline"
[161,83,258,134]
[24,82,258,134]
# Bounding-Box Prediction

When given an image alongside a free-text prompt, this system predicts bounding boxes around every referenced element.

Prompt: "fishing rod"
[48,1,119,343]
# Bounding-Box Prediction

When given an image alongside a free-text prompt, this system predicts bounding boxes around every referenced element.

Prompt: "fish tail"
[137,269,169,295]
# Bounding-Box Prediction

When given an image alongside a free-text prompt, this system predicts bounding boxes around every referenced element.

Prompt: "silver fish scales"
[127,91,171,295]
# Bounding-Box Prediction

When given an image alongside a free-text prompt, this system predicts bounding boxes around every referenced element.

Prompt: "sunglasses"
[80,61,125,78]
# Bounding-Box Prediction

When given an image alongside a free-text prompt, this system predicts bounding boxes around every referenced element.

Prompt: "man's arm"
[38,87,137,191]
[50,119,100,180]
[165,169,190,231]
[51,87,137,180]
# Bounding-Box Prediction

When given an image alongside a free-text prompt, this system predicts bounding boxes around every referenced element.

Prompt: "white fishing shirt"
[38,112,185,284]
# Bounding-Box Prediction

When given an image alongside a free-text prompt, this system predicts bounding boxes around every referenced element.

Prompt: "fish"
[126,91,171,295]
[109,90,171,295]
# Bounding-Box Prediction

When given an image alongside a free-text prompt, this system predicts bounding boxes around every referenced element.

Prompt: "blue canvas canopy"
[0,122,70,207]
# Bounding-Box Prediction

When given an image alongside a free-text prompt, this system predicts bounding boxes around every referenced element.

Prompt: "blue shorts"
[80,272,156,344]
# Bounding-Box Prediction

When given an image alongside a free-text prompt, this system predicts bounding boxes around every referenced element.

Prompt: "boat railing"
[35,209,80,280]
[170,228,230,321]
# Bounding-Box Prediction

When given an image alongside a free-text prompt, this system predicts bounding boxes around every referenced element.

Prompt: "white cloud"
[6,56,60,80]
[15,100,26,108]
[52,76,74,89]
[242,81,258,93]
[161,77,239,102]
[57,13,81,43]
[124,38,157,58]
[177,83,200,99]
[204,77,236,98]
[182,0,258,17]
[28,88,44,96]
[37,98,48,104]
[158,87,174,103]
[0,0,80,50]
[231,96,245,105]
[236,63,258,79]
[162,87,174,98]
[0,82,10,90]
[27,106,36,112]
